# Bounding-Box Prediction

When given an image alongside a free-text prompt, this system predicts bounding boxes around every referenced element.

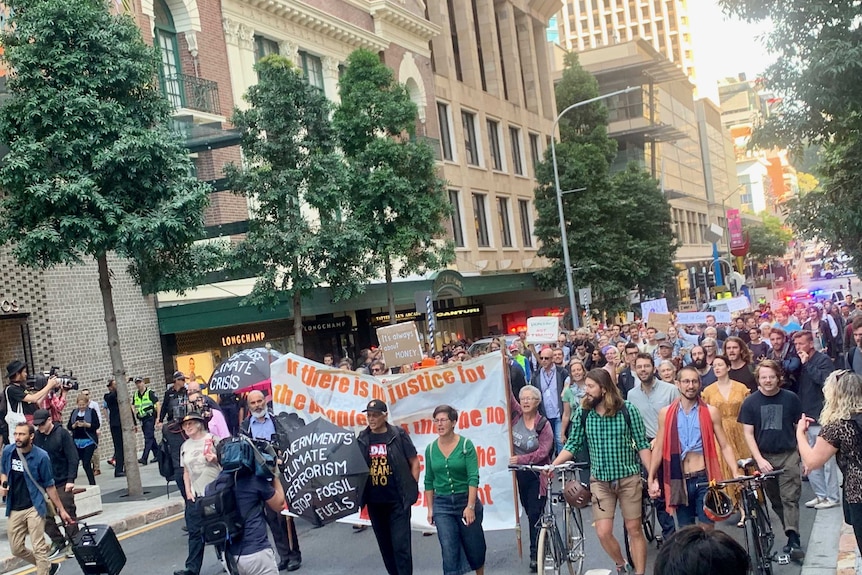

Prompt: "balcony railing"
[159,72,221,116]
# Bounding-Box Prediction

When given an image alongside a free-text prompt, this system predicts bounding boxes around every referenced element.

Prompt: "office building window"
[529,133,541,175]
[254,35,279,63]
[518,199,533,248]
[509,127,524,175]
[488,120,503,171]
[462,111,479,166]
[437,102,454,161]
[299,51,324,93]
[497,197,513,247]
[448,190,465,248]
[473,193,490,247]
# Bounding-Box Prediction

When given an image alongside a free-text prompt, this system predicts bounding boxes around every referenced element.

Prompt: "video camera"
[28,366,78,391]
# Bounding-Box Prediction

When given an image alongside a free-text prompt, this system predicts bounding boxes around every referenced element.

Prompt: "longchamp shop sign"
[220,331,267,346]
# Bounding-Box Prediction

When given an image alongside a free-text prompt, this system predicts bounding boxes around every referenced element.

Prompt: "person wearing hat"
[160,371,190,498]
[132,376,160,465]
[509,343,531,381]
[33,408,80,557]
[357,399,420,575]
[4,360,61,426]
[175,411,221,575]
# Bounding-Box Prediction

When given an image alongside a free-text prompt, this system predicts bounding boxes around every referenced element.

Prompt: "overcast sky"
[687,1,775,103]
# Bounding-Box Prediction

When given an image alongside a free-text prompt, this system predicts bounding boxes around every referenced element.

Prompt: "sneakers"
[49,563,61,575]
[48,541,65,560]
[814,498,840,509]
[782,531,805,561]
[616,563,633,575]
[65,545,75,559]
[805,496,824,508]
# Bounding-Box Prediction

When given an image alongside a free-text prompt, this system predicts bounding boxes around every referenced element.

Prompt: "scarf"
[661,398,722,513]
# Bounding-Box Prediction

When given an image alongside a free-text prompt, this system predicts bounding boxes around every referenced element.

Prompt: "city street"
[35,484,818,575]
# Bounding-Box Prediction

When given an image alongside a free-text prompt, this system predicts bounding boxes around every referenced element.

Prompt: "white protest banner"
[526,316,559,344]
[676,312,732,325]
[271,353,514,531]
[710,295,752,313]
[375,322,423,367]
[640,298,668,321]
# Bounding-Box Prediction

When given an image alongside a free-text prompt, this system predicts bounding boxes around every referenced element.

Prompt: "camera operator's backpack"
[197,471,247,546]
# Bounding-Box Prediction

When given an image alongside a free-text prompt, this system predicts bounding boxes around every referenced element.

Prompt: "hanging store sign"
[302,317,352,333]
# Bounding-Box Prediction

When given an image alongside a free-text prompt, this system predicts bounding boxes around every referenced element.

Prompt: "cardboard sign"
[271,353,513,531]
[641,298,669,321]
[646,312,673,330]
[678,301,698,312]
[375,323,423,367]
[526,316,560,344]
[676,312,732,325]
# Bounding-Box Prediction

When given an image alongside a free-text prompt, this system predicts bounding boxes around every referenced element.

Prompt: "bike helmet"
[703,485,734,522]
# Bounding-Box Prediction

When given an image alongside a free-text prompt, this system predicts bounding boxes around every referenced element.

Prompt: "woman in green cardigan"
[424,404,486,575]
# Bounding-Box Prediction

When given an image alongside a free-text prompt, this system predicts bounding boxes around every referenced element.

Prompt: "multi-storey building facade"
[557,0,697,84]
[153,0,564,366]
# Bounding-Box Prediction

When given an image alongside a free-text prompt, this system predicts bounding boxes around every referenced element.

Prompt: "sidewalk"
[837,523,861,575]
[0,463,185,573]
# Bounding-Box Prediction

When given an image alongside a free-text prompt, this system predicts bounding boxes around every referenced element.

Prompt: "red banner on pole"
[727,208,745,250]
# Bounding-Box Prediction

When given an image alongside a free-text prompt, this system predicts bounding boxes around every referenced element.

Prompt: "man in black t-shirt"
[738,359,804,561]
[104,379,125,477]
[357,400,420,575]
[4,361,61,424]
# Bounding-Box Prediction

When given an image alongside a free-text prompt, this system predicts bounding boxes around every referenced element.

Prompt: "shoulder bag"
[4,386,25,431]
[16,447,58,518]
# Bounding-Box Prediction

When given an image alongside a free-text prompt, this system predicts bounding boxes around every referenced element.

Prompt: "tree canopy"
[720,1,862,271]
[0,0,213,495]
[745,213,792,263]
[533,52,677,316]
[226,55,369,356]
[332,49,453,324]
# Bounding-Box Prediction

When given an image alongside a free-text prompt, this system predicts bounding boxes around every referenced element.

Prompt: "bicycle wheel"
[746,505,773,575]
[641,494,657,544]
[537,526,560,575]
[565,506,586,575]
[215,544,239,575]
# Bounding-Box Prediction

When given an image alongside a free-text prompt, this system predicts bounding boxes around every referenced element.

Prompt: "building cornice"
[236,0,388,52]
[367,0,441,42]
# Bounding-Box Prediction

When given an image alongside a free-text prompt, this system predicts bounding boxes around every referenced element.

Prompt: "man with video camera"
[4,361,62,425]
[240,390,301,572]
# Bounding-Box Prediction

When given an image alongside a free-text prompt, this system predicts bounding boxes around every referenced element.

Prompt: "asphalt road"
[36,483,819,575]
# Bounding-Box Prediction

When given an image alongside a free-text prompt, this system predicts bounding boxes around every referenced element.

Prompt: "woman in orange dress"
[701,354,751,527]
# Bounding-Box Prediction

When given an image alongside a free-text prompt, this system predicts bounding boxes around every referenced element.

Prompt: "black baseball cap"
[32,409,51,426]
[363,399,388,413]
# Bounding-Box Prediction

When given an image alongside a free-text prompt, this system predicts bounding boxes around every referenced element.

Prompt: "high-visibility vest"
[133,390,156,419]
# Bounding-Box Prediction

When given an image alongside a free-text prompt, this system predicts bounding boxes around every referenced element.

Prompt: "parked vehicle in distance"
[467,335,520,356]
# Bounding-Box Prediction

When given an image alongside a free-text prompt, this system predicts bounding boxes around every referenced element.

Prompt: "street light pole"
[552,86,638,329]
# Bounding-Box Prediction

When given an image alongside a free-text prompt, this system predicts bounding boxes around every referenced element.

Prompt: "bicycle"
[698,458,787,575]
[509,462,589,575]
[214,543,239,575]
[623,476,663,567]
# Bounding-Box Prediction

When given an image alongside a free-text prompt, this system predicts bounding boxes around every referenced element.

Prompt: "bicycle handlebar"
[696,468,784,488]
[508,461,588,473]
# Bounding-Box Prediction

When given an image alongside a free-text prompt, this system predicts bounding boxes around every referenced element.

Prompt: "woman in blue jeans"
[68,394,100,485]
[425,404,486,575]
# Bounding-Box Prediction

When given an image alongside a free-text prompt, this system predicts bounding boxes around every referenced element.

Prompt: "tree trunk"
[385,255,396,325]
[293,289,304,357]
[97,253,142,497]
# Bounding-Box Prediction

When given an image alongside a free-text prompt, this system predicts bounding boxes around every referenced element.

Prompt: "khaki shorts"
[590,474,642,522]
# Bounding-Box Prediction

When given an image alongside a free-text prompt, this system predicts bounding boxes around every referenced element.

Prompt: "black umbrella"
[206,347,282,393]
[282,417,369,526]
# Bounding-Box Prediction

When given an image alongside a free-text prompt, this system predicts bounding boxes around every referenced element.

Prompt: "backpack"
[197,472,247,545]
[157,436,174,480]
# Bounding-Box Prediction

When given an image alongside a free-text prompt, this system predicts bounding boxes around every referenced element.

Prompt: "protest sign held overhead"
[526,316,559,344]
[640,297,668,321]
[375,323,423,367]
[270,353,513,531]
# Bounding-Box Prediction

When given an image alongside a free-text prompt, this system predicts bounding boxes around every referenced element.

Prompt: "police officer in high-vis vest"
[132,377,160,465]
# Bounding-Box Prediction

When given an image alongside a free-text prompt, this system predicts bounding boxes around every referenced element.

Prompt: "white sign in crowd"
[270,353,514,531]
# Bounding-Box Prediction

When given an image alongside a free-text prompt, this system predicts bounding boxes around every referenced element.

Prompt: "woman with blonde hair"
[797,370,862,552]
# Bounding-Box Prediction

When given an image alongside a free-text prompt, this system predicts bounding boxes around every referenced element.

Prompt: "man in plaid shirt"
[552,368,652,575]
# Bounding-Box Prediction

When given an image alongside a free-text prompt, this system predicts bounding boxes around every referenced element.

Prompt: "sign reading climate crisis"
[271,353,512,531]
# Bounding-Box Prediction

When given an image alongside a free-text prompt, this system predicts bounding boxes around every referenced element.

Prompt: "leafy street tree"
[226,55,369,357]
[720,1,862,270]
[0,0,214,495]
[745,213,792,263]
[333,49,453,325]
[534,52,677,316]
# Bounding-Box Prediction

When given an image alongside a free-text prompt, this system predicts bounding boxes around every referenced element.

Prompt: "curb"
[1,500,185,574]
[837,522,860,575]
[802,505,846,575]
